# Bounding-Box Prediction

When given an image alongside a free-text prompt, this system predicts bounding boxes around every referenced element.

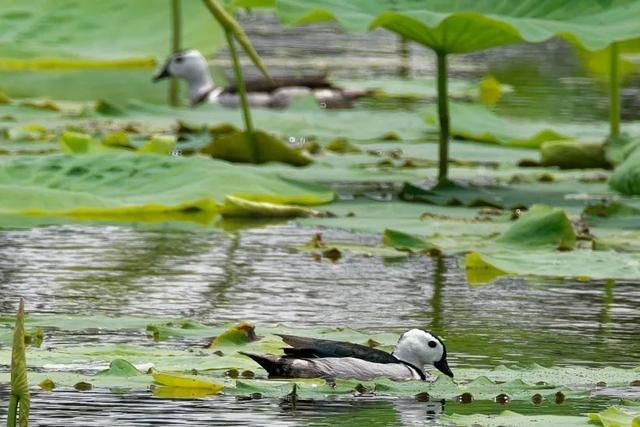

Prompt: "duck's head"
[392,329,453,378]
[153,49,215,106]
[153,49,209,82]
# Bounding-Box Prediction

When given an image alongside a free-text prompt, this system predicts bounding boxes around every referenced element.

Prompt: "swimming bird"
[153,49,369,108]
[240,329,453,381]
[154,49,223,106]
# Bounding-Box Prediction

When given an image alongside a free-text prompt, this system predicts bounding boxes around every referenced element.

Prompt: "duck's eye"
[428,341,437,348]
[174,56,184,63]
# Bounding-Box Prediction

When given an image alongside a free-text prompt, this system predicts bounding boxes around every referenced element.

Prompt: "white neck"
[186,73,215,105]
[392,347,423,370]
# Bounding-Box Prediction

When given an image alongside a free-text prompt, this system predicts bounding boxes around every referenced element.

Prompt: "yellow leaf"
[153,385,221,399]
[221,195,324,218]
[479,75,503,106]
[152,372,224,393]
[464,252,509,285]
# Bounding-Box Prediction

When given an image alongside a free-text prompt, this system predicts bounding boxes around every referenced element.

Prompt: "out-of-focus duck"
[240,329,453,381]
[153,49,369,108]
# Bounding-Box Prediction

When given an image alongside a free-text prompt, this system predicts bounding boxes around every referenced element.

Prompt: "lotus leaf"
[464,250,640,284]
[442,410,588,427]
[0,152,333,217]
[210,321,259,347]
[588,406,640,427]
[220,195,326,218]
[382,229,437,252]
[610,151,640,195]
[276,0,640,53]
[426,103,570,148]
[200,129,312,166]
[0,0,223,63]
[541,140,608,169]
[497,205,576,250]
[98,359,144,377]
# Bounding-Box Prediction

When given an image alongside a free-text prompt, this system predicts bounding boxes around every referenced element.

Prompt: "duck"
[153,49,369,108]
[153,49,223,106]
[240,329,453,381]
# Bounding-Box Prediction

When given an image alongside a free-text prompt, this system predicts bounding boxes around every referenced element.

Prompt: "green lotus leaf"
[137,136,176,155]
[399,180,613,210]
[541,140,608,169]
[464,249,640,284]
[442,410,588,427]
[460,364,640,388]
[226,0,275,8]
[101,131,133,149]
[98,359,144,377]
[610,151,640,195]
[425,103,570,148]
[382,229,438,252]
[497,205,576,250]
[210,321,259,347]
[59,131,98,154]
[200,130,312,166]
[0,152,333,217]
[0,0,224,64]
[587,405,640,427]
[578,39,640,81]
[276,0,640,53]
[583,201,640,230]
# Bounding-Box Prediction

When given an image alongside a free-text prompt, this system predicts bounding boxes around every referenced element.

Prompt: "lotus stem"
[201,0,271,82]
[8,299,28,427]
[609,42,620,139]
[7,395,18,427]
[398,36,410,78]
[169,0,182,106]
[436,51,450,185]
[225,29,260,163]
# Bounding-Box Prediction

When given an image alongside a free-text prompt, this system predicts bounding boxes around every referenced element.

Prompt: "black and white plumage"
[154,50,222,106]
[241,329,453,381]
[153,49,368,108]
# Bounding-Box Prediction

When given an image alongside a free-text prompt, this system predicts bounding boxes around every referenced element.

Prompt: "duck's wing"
[240,352,419,381]
[276,334,399,364]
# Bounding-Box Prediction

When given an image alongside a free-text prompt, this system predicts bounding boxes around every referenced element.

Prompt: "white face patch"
[394,329,445,366]
[167,50,209,81]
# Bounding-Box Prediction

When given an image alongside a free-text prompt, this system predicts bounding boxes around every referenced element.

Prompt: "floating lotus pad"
[497,205,576,250]
[610,151,640,195]
[464,250,640,284]
[442,410,588,427]
[541,140,608,169]
[0,152,333,217]
[425,103,570,148]
[587,405,640,427]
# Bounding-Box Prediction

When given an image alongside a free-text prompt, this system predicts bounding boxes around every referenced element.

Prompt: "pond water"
[1,224,639,425]
[1,11,640,427]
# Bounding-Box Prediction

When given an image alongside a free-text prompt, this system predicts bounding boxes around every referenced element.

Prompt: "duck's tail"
[239,352,291,377]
